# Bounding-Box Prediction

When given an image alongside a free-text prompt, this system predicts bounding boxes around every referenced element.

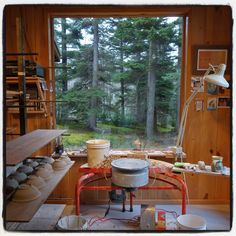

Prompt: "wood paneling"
[4,5,232,204]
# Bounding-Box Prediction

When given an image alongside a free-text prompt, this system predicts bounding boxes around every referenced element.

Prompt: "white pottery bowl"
[12,184,41,202]
[52,159,67,170]
[35,166,52,180]
[26,175,46,189]
[176,214,207,230]
[57,215,88,230]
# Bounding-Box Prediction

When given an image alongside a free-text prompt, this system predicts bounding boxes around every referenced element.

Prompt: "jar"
[211,156,223,172]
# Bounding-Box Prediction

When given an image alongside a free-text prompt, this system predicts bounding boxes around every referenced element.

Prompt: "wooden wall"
[4,5,232,204]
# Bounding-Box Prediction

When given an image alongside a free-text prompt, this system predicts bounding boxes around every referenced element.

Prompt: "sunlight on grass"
[57,122,176,149]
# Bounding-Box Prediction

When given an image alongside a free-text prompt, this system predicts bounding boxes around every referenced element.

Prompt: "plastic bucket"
[176,214,206,230]
[57,215,87,230]
[86,139,110,167]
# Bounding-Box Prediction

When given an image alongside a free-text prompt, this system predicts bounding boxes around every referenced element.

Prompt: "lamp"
[175,64,229,160]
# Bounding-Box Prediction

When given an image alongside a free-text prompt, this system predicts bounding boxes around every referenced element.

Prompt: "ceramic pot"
[12,184,41,202]
[52,159,67,170]
[35,166,52,180]
[26,175,46,189]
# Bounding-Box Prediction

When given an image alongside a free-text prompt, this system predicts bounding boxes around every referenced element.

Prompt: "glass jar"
[211,156,224,172]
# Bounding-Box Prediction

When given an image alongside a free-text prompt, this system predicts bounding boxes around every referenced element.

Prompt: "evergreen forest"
[53,17,183,149]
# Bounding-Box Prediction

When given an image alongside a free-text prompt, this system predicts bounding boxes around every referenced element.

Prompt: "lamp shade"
[204,64,229,88]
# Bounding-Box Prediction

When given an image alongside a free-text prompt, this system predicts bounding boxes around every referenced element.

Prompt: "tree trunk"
[176,20,182,133]
[146,40,156,139]
[61,18,68,92]
[89,19,99,129]
[120,38,125,123]
[136,78,146,124]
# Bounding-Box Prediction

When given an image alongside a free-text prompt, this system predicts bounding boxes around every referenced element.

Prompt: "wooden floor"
[5,204,65,231]
[5,203,231,231]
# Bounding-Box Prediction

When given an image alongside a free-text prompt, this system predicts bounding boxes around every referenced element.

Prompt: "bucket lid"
[111,158,149,171]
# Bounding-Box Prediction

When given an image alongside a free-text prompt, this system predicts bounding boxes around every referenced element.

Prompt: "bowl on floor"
[176,214,206,230]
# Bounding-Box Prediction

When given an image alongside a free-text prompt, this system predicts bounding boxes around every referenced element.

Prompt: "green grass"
[57,122,175,149]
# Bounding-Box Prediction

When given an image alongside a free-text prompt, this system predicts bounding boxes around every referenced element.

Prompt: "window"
[53,17,184,150]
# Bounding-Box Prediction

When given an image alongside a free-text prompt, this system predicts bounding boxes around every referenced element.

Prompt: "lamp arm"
[176,88,199,147]
[176,65,212,148]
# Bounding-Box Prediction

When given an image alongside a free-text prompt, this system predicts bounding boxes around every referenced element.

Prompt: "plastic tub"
[57,215,87,230]
[86,139,110,167]
[176,214,206,230]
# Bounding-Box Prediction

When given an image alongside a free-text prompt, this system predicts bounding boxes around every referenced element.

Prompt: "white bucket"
[57,215,87,230]
[86,139,110,167]
[176,214,207,230]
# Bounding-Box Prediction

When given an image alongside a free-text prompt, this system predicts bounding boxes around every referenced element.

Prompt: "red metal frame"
[76,165,187,216]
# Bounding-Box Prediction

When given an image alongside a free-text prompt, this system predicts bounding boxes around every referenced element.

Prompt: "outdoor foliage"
[54,17,183,148]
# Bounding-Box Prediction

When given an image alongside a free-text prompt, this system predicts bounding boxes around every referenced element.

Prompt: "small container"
[198,161,206,170]
[52,159,67,170]
[57,215,88,230]
[211,156,224,172]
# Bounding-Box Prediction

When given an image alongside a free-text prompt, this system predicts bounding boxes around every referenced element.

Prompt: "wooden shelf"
[6,161,75,222]
[8,110,46,114]
[6,129,67,165]
[6,76,48,116]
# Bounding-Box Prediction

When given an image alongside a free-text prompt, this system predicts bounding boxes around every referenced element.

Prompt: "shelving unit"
[6,129,66,165]
[5,129,75,222]
[6,162,74,222]
[6,76,48,116]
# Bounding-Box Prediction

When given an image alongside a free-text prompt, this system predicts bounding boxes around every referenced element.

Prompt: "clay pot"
[52,159,67,170]
[12,184,41,202]
[26,175,46,189]
[35,166,52,180]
